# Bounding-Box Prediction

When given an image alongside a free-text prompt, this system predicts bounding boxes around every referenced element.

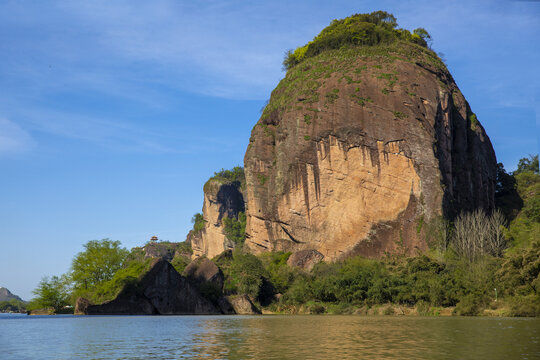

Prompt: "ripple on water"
[0,315,539,359]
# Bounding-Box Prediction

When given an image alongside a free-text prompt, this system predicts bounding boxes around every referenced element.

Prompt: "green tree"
[495,162,522,220]
[31,275,71,312]
[71,239,129,291]
[506,156,540,249]
[413,27,432,47]
[515,155,539,175]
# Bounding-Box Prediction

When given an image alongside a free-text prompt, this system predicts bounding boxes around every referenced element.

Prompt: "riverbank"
[261,302,519,317]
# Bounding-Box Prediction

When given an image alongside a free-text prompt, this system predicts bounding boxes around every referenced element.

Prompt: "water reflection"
[1,315,539,359]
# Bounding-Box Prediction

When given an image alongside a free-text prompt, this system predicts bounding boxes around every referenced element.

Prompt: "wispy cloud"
[0,118,34,154]
[15,107,223,154]
[2,0,539,104]
[1,0,293,101]
[0,0,538,156]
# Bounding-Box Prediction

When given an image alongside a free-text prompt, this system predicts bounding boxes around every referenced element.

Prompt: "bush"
[191,213,206,234]
[282,11,432,70]
[453,294,482,316]
[30,275,71,312]
[171,255,190,275]
[177,241,193,255]
[223,212,247,246]
[225,250,267,298]
[211,166,245,184]
[204,166,245,191]
[260,252,295,294]
[507,295,540,317]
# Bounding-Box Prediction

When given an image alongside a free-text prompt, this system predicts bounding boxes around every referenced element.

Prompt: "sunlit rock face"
[190,180,245,259]
[244,51,496,260]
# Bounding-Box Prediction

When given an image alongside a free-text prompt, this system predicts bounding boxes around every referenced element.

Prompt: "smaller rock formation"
[27,308,53,315]
[74,297,91,315]
[287,250,324,271]
[78,259,220,315]
[225,295,261,315]
[183,257,224,291]
[142,242,178,261]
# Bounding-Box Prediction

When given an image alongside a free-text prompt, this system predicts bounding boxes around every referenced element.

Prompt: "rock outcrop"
[287,250,324,271]
[74,297,91,315]
[78,259,220,315]
[242,21,496,260]
[142,242,178,262]
[183,257,224,291]
[190,173,246,259]
[223,295,261,315]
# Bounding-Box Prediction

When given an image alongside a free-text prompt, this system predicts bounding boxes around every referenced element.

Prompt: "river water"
[1,314,538,359]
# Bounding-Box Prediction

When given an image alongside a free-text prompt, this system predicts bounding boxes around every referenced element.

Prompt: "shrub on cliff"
[191,213,206,234]
[223,211,247,246]
[283,11,432,70]
[204,166,245,192]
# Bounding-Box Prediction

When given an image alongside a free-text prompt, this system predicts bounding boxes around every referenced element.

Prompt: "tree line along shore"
[26,155,539,317]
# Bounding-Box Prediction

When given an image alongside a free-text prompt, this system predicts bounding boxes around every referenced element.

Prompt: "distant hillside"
[0,287,23,302]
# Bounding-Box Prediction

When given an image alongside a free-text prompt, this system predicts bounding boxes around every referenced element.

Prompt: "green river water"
[1,314,538,359]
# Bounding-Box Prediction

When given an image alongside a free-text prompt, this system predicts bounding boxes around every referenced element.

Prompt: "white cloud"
[0,118,34,154]
[46,0,292,100]
[15,107,228,155]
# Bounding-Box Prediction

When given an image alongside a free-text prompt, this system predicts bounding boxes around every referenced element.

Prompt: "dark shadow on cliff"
[216,184,245,222]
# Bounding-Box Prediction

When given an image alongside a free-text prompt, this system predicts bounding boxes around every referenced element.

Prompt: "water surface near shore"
[1,314,538,359]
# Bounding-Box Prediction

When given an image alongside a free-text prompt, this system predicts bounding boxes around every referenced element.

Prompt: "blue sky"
[0,0,538,300]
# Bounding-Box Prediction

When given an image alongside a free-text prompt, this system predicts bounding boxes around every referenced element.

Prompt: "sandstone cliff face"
[190,179,245,259]
[244,44,496,260]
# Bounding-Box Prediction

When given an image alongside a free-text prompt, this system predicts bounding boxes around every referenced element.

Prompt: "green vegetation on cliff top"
[203,166,245,193]
[260,12,445,122]
[283,11,432,70]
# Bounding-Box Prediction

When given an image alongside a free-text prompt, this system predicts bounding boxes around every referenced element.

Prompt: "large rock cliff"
[242,14,497,260]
